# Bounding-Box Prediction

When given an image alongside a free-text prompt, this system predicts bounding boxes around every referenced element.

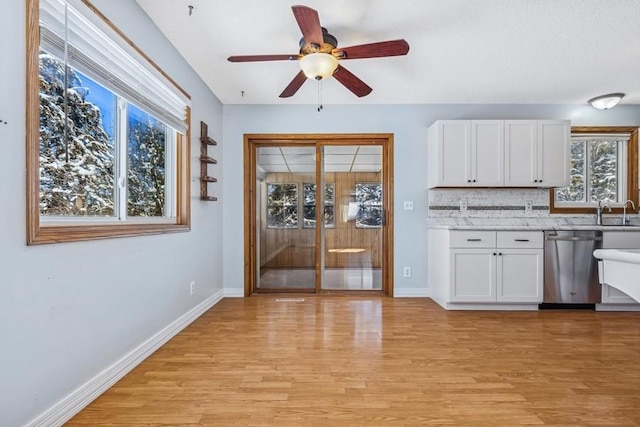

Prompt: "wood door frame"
[244,133,394,296]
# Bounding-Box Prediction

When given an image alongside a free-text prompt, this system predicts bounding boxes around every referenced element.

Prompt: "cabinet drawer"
[450,231,496,248]
[497,231,543,248]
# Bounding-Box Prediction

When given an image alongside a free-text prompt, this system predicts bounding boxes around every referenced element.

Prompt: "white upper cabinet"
[503,120,538,186]
[537,120,571,187]
[504,120,570,187]
[471,120,504,186]
[429,119,570,188]
[428,120,471,187]
[428,120,503,187]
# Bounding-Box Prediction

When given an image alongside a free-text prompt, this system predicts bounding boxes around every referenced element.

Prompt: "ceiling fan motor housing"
[299,27,338,55]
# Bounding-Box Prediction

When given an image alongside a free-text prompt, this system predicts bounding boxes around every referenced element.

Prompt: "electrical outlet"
[459,199,467,214]
[525,200,533,214]
[189,281,196,296]
[403,267,411,278]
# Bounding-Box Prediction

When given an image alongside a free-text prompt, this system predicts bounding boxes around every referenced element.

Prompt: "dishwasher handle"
[545,235,603,242]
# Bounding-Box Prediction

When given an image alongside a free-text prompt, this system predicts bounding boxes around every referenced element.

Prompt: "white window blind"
[39,0,190,133]
[571,134,630,142]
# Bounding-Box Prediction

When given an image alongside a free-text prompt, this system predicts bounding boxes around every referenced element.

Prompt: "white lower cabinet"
[496,249,544,303]
[451,249,495,302]
[429,229,543,309]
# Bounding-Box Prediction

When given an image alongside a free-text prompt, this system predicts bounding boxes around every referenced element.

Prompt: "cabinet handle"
[472,179,476,182]
[515,239,530,242]
[466,238,482,241]
[493,252,497,256]
[467,180,471,183]
[498,252,503,256]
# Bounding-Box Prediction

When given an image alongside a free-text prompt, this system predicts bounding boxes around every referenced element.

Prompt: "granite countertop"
[427,218,640,231]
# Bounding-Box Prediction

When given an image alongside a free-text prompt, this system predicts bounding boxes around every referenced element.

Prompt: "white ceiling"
[136,0,640,107]
[258,145,382,173]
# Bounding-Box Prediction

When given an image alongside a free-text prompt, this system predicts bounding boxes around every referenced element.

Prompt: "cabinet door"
[537,120,570,187]
[429,120,471,187]
[450,249,496,302]
[497,249,543,303]
[504,120,537,186]
[471,120,504,186]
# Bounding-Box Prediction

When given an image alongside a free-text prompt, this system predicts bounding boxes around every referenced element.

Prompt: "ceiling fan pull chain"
[317,78,323,112]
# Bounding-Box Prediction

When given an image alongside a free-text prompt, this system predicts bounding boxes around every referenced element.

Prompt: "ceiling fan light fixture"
[588,93,625,110]
[299,53,338,80]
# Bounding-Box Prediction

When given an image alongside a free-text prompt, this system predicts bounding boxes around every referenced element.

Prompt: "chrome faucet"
[596,200,612,225]
[623,200,636,226]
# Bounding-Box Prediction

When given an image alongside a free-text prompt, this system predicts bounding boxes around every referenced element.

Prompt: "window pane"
[302,183,334,228]
[267,206,298,228]
[267,183,297,206]
[39,53,116,216]
[556,138,623,206]
[324,206,335,225]
[303,183,316,206]
[589,140,618,203]
[127,103,167,217]
[303,205,316,228]
[356,183,382,228]
[267,184,298,227]
[556,141,585,203]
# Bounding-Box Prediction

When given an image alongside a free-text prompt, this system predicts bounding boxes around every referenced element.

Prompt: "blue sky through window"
[77,70,115,140]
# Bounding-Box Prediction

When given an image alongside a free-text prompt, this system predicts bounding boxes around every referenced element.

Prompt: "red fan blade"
[332,65,372,97]
[334,39,410,60]
[228,54,299,62]
[279,71,308,98]
[292,5,323,46]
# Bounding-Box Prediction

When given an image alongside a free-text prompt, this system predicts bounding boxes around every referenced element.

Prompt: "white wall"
[0,1,224,426]
[222,104,640,297]
[2,1,640,425]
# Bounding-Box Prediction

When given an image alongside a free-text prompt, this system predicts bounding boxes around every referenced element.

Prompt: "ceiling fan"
[227,5,410,98]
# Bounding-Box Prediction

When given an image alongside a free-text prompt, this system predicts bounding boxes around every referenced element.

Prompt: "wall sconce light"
[588,93,625,110]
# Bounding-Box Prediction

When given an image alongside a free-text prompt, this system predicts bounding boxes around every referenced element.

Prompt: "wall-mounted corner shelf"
[199,121,218,201]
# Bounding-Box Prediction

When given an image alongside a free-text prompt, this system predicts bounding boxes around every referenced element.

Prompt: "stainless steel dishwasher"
[543,230,603,305]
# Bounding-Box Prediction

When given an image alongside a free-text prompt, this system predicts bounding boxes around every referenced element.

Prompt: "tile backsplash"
[428,188,550,218]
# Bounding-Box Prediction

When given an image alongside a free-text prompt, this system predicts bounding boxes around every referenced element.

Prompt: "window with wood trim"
[550,127,639,215]
[266,183,298,228]
[26,0,191,244]
[355,183,383,228]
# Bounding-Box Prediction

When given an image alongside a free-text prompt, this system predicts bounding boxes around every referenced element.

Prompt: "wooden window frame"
[549,126,639,215]
[26,0,191,245]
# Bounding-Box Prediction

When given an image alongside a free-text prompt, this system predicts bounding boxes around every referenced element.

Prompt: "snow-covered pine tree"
[39,53,115,216]
[127,105,166,217]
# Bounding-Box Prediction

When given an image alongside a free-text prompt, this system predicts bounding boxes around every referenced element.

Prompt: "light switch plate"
[403,201,414,210]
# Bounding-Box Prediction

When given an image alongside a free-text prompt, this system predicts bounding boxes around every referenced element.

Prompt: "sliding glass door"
[255,146,316,291]
[246,135,391,295]
[320,145,383,290]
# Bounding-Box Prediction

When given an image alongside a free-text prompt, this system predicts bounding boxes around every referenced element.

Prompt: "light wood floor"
[68,297,640,426]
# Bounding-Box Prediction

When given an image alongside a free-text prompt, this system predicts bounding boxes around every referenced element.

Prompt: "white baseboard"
[26,290,224,427]
[393,288,430,298]
[596,303,640,312]
[224,287,245,297]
